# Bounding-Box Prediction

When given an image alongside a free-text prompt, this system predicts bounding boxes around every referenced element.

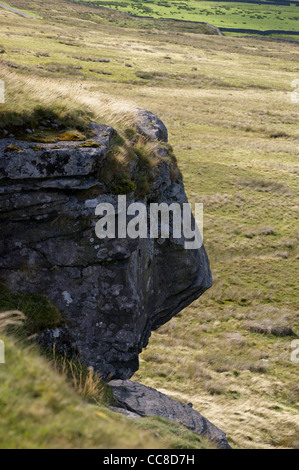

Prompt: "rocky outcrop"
[0,112,212,379]
[109,380,231,449]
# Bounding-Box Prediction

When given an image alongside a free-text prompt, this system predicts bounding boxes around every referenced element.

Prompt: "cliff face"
[0,112,212,379]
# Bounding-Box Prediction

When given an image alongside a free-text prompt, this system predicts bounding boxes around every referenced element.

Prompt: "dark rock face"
[109,380,231,449]
[0,114,212,379]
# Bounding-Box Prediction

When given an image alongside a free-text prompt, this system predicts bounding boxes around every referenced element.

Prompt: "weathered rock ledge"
[109,380,231,449]
[0,110,212,379]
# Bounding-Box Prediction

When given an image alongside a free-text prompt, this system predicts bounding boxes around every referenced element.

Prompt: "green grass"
[0,334,215,448]
[74,0,299,33]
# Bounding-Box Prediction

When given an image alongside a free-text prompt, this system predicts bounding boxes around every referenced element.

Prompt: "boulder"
[109,380,231,449]
[0,113,212,379]
[136,108,168,142]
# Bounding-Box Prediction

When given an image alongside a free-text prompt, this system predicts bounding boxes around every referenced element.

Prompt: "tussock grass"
[236,177,292,194]
[0,67,138,136]
[245,320,295,337]
[99,134,176,196]
[0,335,166,449]
[0,331,214,449]
[0,310,25,333]
[52,344,107,404]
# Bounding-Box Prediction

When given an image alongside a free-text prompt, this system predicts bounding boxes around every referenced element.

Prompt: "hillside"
[0,329,214,449]
[72,0,299,38]
[0,0,298,450]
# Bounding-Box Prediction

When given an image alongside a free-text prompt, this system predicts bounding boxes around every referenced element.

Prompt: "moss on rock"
[0,282,64,335]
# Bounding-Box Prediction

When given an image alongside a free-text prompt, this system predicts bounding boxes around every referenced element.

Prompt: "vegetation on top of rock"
[0,100,93,140]
[110,176,137,195]
[79,139,101,148]
[4,144,23,152]
[98,131,181,198]
[58,129,87,141]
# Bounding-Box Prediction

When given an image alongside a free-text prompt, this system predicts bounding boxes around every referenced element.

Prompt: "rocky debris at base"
[109,380,232,449]
[108,406,141,420]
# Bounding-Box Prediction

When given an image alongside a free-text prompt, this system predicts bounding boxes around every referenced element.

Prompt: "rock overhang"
[0,112,212,379]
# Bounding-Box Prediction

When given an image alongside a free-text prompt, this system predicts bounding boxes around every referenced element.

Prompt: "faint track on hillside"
[0,2,38,19]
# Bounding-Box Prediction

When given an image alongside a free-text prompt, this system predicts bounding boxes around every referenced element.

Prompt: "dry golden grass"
[245,320,294,337]
[0,310,25,333]
[154,385,299,449]
[0,66,139,130]
[52,344,106,404]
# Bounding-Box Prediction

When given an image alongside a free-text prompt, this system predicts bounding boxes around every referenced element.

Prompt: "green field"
[74,0,299,33]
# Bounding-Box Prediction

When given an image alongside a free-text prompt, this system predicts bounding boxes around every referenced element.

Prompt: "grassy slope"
[0,336,155,449]
[0,0,298,449]
[0,334,214,449]
[73,0,299,33]
[0,1,41,17]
